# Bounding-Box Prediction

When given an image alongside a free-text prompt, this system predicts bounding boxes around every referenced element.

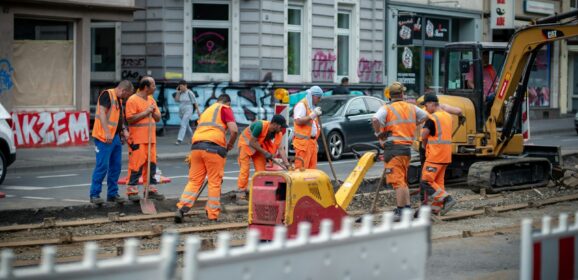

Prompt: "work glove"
[458,115,466,126]
[264,152,273,160]
[309,107,322,119]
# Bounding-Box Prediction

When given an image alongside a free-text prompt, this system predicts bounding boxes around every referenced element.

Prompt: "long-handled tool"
[140,114,157,215]
[369,167,388,214]
[318,120,340,183]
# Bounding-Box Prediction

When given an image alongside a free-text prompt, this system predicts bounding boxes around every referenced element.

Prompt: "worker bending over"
[293,86,324,169]
[420,94,462,215]
[372,82,429,221]
[125,76,165,202]
[236,115,289,201]
[175,94,238,223]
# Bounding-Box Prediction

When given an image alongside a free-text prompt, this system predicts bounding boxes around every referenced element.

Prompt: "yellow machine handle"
[334,151,377,210]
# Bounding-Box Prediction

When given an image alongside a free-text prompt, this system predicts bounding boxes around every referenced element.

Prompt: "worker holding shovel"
[125,76,166,203]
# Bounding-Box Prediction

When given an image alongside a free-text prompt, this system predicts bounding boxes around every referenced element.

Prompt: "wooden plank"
[0,239,61,248]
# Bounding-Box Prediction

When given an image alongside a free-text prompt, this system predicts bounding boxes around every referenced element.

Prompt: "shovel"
[141,114,157,215]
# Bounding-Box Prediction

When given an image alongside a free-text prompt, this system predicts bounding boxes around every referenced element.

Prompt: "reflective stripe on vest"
[92,89,120,142]
[197,104,226,132]
[192,103,228,147]
[293,98,319,147]
[428,114,452,144]
[240,131,255,153]
[381,102,417,145]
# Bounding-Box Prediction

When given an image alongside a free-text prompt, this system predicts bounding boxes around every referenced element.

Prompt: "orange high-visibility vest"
[425,110,453,164]
[126,93,157,144]
[293,98,319,150]
[92,89,120,142]
[238,121,283,155]
[380,101,417,145]
[192,103,229,147]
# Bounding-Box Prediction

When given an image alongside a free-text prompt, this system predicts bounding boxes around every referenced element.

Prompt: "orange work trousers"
[294,140,318,169]
[420,161,449,213]
[384,155,410,189]
[237,150,267,191]
[127,143,157,195]
[177,150,226,220]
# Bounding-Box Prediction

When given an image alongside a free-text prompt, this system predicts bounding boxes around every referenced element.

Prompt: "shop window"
[397,46,421,98]
[336,11,350,77]
[192,2,230,75]
[424,47,445,94]
[14,18,72,40]
[528,44,552,107]
[287,7,303,76]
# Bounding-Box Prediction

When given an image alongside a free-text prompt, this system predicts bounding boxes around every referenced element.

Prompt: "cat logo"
[542,29,564,39]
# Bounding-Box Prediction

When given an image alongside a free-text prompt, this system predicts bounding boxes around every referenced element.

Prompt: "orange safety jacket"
[92,89,120,143]
[238,121,283,155]
[293,98,319,150]
[126,94,157,144]
[425,110,453,164]
[380,101,417,145]
[192,103,229,147]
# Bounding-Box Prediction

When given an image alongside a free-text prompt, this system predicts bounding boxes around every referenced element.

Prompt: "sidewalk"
[10,116,575,172]
[11,127,240,172]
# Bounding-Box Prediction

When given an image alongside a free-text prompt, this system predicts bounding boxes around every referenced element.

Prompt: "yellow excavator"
[417,10,578,193]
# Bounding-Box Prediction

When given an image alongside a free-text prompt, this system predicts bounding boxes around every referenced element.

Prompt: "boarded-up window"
[12,40,74,107]
[13,18,74,108]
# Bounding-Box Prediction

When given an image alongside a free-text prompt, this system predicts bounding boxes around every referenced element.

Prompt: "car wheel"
[327,131,344,161]
[0,150,6,184]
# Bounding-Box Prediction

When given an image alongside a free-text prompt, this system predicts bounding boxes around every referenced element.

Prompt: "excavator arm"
[488,10,578,156]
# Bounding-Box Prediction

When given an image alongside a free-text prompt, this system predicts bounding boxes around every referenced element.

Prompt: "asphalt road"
[1,130,577,210]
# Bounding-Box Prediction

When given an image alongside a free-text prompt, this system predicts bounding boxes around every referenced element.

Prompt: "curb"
[531,128,574,137]
[9,151,240,173]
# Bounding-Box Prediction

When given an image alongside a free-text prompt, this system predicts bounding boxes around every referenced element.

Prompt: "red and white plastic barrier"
[520,212,578,280]
[522,94,530,141]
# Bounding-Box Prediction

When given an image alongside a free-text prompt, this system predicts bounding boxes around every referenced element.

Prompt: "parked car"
[287,95,386,160]
[575,112,578,135]
[0,104,16,184]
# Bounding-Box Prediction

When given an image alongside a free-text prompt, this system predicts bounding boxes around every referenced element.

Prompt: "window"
[14,18,72,40]
[91,26,116,72]
[365,97,384,114]
[528,44,552,107]
[346,98,367,116]
[424,47,445,94]
[397,46,422,97]
[192,3,230,75]
[287,7,303,75]
[336,12,351,77]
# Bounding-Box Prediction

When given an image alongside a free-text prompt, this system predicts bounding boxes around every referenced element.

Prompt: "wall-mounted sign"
[524,0,555,15]
[424,18,449,41]
[397,14,415,46]
[491,0,515,29]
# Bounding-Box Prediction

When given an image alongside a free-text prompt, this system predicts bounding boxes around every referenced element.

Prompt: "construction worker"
[89,80,134,205]
[371,82,430,221]
[420,94,462,215]
[175,94,238,223]
[236,115,290,201]
[125,76,165,202]
[293,86,324,169]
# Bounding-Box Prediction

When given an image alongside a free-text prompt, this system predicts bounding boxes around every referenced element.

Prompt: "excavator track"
[467,157,552,193]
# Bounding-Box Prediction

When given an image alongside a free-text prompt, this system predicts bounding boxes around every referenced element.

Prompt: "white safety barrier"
[0,208,431,280]
[184,208,431,280]
[0,232,179,280]
[520,212,578,280]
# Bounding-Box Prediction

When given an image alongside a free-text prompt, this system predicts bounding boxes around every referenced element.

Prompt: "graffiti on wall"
[312,50,336,82]
[357,58,383,83]
[121,56,145,81]
[0,59,14,95]
[11,111,90,148]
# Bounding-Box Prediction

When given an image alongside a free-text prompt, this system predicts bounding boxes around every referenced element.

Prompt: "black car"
[288,95,386,160]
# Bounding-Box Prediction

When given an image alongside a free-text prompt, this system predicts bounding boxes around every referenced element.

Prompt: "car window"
[365,97,383,114]
[346,98,367,116]
[318,98,347,116]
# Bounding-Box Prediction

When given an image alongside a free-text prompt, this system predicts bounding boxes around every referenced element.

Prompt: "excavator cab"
[444,42,507,132]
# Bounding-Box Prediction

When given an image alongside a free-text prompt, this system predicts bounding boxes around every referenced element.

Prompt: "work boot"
[393,207,403,222]
[147,191,165,201]
[90,197,104,206]
[174,208,185,224]
[128,193,141,202]
[206,210,219,223]
[235,190,249,205]
[107,195,127,204]
[440,195,457,216]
